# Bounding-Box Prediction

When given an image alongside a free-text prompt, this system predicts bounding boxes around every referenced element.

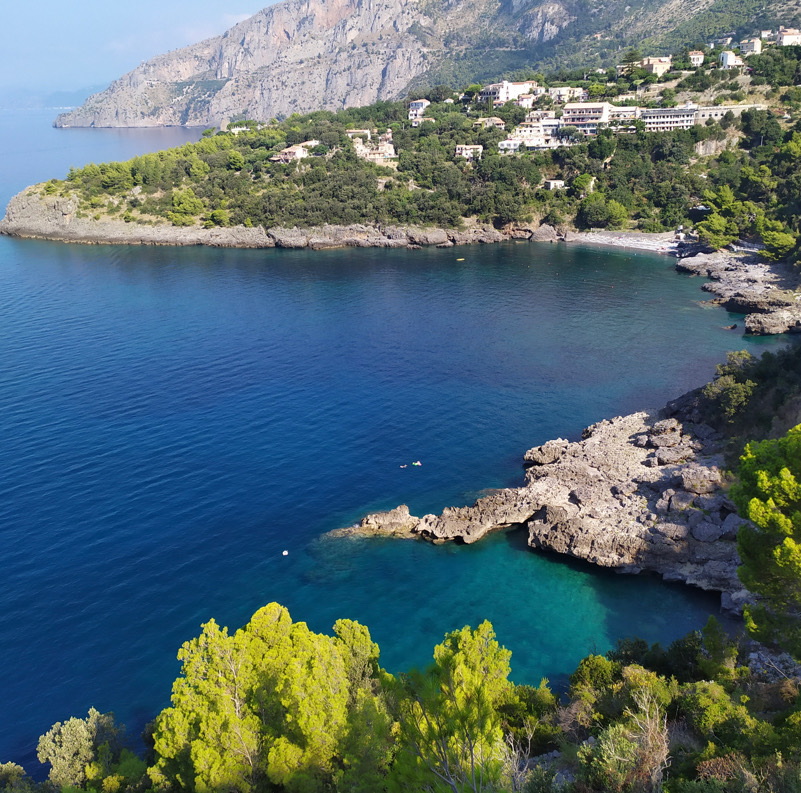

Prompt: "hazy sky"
[0,2,270,93]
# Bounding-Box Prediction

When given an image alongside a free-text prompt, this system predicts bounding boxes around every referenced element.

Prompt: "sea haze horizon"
[0,111,789,773]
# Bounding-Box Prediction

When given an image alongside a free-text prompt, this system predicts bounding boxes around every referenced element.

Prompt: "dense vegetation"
[3,599,801,793]
[38,52,800,263]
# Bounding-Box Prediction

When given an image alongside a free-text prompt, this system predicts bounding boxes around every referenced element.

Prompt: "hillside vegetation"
[39,49,801,262]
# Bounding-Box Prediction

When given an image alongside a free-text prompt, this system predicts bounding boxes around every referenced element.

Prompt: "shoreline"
[330,401,753,615]
[3,185,799,334]
[0,185,683,254]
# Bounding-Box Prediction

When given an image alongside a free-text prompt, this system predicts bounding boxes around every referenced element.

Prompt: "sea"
[0,108,789,770]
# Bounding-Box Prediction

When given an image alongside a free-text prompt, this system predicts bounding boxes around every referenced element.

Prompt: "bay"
[0,110,786,769]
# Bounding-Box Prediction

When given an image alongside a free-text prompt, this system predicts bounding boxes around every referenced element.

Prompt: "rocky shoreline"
[330,398,754,615]
[3,188,801,337]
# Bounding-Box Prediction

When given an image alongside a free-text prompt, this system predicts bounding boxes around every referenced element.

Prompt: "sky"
[0,2,270,95]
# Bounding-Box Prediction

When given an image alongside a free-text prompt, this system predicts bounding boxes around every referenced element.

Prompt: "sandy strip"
[564,230,682,254]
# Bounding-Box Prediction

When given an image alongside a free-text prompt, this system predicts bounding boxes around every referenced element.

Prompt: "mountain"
[54,0,793,129]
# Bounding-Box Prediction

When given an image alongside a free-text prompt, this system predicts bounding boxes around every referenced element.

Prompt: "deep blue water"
[0,110,788,769]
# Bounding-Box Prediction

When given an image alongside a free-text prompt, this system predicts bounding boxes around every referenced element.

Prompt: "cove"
[0,112,789,770]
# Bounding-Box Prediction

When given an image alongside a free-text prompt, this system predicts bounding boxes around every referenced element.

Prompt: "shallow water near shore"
[0,111,790,770]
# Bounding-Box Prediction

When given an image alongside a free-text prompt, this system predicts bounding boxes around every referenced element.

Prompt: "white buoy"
[282,550,289,556]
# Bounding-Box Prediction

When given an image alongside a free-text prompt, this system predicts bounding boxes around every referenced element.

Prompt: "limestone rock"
[691,522,725,542]
[357,504,420,536]
[524,439,569,466]
[529,224,561,242]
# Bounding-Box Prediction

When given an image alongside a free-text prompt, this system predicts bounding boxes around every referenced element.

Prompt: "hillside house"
[561,102,622,134]
[270,140,320,163]
[352,129,396,163]
[544,179,565,190]
[478,81,538,104]
[739,38,762,55]
[408,99,431,120]
[498,139,523,154]
[455,144,483,161]
[719,50,744,69]
[472,117,506,130]
[778,27,801,45]
[411,116,435,128]
[346,128,372,140]
[548,86,585,103]
[640,56,673,76]
[689,51,705,67]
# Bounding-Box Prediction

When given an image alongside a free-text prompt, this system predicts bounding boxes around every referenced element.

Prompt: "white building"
[543,179,565,190]
[739,38,762,55]
[719,50,744,69]
[411,116,435,128]
[689,51,705,67]
[778,27,801,46]
[548,86,585,103]
[455,144,483,161]
[478,81,538,104]
[498,139,522,154]
[640,103,698,132]
[408,99,431,120]
[561,102,613,134]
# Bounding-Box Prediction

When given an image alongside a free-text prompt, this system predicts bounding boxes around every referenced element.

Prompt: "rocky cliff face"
[56,0,710,128]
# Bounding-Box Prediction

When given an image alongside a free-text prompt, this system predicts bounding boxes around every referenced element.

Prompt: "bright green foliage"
[695,211,738,250]
[37,708,123,789]
[732,426,801,659]
[167,188,204,226]
[389,620,512,792]
[148,604,384,793]
[606,199,628,230]
[497,680,560,756]
[570,654,620,695]
[227,151,245,171]
[581,721,641,792]
[678,681,758,746]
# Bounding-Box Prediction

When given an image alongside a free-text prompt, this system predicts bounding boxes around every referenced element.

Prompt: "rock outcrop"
[54,0,577,129]
[334,405,755,613]
[676,250,801,335]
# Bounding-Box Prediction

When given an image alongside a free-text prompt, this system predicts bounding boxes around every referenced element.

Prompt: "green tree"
[37,708,123,789]
[732,426,801,659]
[389,621,512,793]
[149,603,363,793]
[696,211,738,249]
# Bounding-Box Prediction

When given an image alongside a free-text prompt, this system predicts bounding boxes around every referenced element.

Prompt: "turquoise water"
[0,111,787,770]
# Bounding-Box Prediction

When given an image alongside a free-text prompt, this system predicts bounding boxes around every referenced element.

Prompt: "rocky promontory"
[0,188,516,249]
[332,404,754,614]
[676,250,801,335]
